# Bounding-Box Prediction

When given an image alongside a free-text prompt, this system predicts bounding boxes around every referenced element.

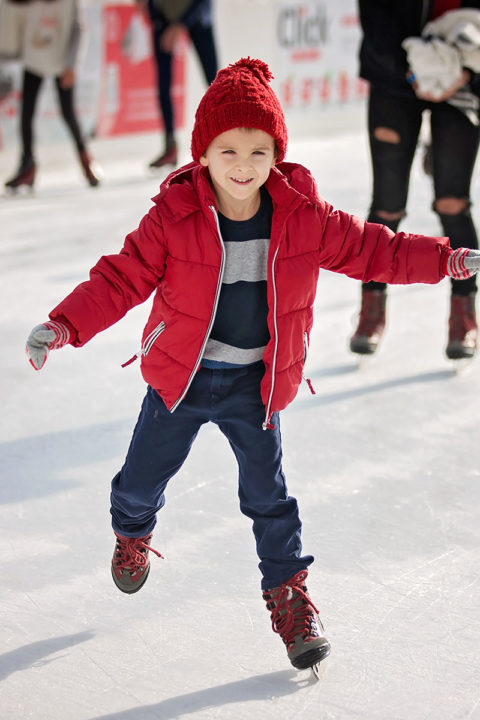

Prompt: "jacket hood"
[151,160,320,223]
[267,161,321,207]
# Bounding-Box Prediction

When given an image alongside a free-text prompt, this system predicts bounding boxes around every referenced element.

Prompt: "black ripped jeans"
[365,85,480,296]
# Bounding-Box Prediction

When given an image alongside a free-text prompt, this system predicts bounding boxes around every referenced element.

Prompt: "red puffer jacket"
[50,161,451,426]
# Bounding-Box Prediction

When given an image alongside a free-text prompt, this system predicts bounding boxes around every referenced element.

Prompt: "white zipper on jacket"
[262,245,280,430]
[169,206,226,413]
[121,321,166,367]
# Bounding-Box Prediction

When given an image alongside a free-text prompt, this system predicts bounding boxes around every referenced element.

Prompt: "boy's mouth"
[230,177,253,185]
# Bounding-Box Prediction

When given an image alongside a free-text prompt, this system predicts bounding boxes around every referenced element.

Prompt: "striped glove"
[26,320,73,370]
[446,248,480,280]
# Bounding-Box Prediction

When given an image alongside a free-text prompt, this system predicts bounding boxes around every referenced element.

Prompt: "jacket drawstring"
[303,374,316,394]
[121,353,140,368]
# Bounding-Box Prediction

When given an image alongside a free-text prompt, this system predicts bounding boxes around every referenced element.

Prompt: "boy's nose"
[235,159,250,172]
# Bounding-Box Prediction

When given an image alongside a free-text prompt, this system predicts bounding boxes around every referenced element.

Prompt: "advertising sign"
[276,0,367,111]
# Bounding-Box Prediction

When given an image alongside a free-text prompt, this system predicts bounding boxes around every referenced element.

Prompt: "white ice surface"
[2,125,480,720]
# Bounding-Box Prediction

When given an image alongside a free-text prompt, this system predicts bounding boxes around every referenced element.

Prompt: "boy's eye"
[222,150,235,155]
[253,150,266,156]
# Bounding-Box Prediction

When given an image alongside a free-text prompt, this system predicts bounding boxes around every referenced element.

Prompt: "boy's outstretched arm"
[25,207,168,370]
[317,203,480,285]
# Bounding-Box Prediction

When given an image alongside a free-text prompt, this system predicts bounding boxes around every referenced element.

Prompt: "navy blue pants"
[110,362,313,589]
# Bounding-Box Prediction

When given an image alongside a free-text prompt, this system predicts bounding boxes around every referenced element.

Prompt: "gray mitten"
[26,320,73,370]
[446,248,480,280]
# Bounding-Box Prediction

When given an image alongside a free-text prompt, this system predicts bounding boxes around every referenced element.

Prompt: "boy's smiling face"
[200,127,276,220]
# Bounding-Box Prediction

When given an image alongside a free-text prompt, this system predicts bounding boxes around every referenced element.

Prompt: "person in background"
[3,0,101,191]
[350,1,480,360]
[136,0,217,169]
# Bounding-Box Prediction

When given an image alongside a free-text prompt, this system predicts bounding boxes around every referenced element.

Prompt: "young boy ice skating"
[26,58,480,672]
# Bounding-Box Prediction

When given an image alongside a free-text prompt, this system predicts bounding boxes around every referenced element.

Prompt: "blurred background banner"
[96,4,186,137]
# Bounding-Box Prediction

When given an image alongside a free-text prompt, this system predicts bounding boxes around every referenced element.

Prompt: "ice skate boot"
[350,288,386,355]
[446,293,477,360]
[263,570,331,670]
[5,156,36,192]
[79,149,102,187]
[111,532,163,594]
[149,136,178,170]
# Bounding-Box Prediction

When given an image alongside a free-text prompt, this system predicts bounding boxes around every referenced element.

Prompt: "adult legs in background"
[430,102,480,358]
[5,69,101,190]
[5,69,42,190]
[54,76,101,187]
[350,87,423,354]
[149,19,218,169]
[188,21,218,85]
[148,42,177,168]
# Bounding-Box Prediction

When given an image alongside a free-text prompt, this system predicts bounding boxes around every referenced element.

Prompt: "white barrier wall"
[0,0,365,157]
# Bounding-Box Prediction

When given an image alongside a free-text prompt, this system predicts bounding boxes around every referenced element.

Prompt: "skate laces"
[113,533,163,572]
[263,570,320,649]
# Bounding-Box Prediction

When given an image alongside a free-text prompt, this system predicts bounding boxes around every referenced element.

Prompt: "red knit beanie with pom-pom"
[191,57,288,163]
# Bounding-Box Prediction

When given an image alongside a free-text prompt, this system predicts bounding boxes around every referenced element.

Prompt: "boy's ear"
[199,154,209,167]
[272,143,279,166]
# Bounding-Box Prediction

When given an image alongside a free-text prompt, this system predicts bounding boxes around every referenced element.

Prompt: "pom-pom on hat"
[191,57,287,163]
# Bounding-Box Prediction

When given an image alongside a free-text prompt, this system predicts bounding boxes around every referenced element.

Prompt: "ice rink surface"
[1,125,480,720]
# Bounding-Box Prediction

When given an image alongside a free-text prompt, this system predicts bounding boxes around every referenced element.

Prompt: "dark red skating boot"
[5,156,36,191]
[350,288,386,355]
[111,532,163,594]
[149,137,178,170]
[446,293,477,359]
[79,149,102,187]
[263,570,331,670]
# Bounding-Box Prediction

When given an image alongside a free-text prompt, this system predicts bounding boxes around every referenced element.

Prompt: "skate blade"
[355,353,378,370]
[3,184,35,198]
[450,357,474,374]
[307,657,330,682]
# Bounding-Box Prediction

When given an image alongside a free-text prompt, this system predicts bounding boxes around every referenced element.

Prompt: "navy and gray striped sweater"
[201,187,273,369]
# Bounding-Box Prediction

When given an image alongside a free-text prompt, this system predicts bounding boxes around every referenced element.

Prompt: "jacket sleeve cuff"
[440,247,453,277]
[47,313,79,345]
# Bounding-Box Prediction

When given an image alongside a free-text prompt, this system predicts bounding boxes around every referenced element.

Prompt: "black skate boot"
[79,149,102,187]
[111,532,163,594]
[149,134,178,170]
[5,155,36,191]
[446,293,477,359]
[263,570,331,670]
[350,288,386,355]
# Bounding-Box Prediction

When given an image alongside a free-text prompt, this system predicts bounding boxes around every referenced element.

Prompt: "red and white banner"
[275,0,368,111]
[96,4,187,137]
